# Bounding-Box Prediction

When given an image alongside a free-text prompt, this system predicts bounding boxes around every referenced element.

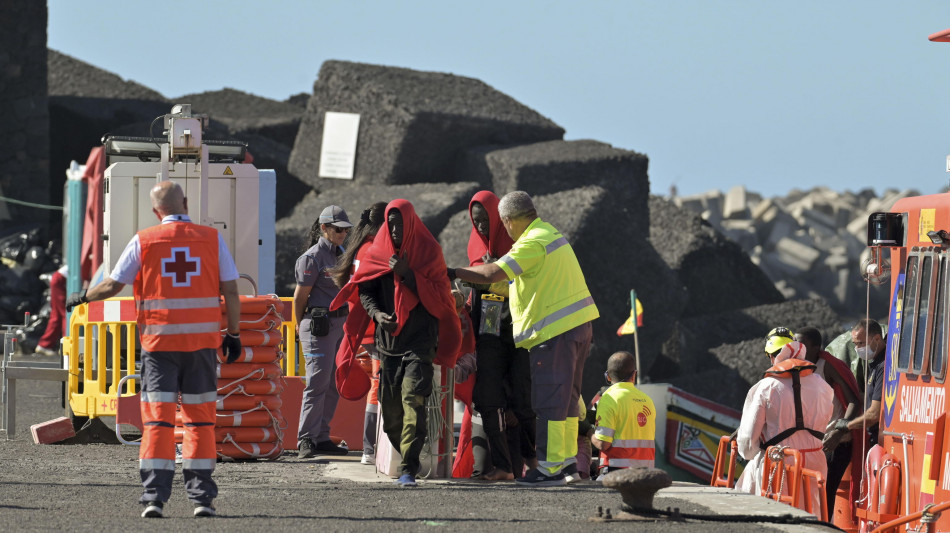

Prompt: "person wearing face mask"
[294,205,353,459]
[835,319,885,449]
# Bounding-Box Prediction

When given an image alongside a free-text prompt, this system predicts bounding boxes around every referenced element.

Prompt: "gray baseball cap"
[318,205,353,227]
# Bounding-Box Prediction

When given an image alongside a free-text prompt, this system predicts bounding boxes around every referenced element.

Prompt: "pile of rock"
[672,185,918,316]
[31,51,873,408]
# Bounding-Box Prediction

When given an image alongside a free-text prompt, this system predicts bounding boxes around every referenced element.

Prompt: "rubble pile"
[672,185,917,315]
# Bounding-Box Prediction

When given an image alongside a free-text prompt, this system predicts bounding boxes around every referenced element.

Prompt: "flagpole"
[631,289,642,385]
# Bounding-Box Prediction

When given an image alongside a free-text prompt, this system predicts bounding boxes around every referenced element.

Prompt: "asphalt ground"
[0,372,835,532]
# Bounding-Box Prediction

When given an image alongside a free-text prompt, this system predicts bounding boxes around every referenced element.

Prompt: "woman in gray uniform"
[293,205,353,459]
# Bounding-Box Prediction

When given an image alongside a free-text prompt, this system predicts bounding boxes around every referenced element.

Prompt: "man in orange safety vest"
[67,180,242,519]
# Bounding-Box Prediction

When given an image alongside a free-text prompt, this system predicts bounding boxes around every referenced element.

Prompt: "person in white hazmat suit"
[735,329,833,517]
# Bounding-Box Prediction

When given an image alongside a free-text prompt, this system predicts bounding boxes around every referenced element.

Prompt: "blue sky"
[48,1,950,198]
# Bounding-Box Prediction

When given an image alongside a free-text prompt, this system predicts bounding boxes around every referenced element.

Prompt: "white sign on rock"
[318,112,361,179]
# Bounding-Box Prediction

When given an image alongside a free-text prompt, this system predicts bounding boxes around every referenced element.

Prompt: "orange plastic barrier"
[761,445,827,520]
[710,435,738,488]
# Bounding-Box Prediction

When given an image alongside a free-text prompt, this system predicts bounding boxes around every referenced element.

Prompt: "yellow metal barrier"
[64,296,303,419]
[64,298,139,418]
[278,296,305,377]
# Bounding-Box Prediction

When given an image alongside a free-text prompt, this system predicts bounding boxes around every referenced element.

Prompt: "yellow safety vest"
[496,218,599,350]
[594,382,656,469]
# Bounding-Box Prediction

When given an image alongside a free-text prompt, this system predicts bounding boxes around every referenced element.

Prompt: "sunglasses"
[330,226,349,234]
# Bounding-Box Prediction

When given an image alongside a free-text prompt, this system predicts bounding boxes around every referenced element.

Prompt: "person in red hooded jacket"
[330,199,461,487]
[465,191,536,480]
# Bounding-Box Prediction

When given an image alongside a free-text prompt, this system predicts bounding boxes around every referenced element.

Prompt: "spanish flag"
[617,290,643,336]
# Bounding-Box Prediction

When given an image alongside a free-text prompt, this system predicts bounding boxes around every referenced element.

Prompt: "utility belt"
[304,306,348,318]
[304,306,347,337]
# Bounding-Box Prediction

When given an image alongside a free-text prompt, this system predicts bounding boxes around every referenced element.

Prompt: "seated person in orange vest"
[591,351,656,478]
[735,331,833,516]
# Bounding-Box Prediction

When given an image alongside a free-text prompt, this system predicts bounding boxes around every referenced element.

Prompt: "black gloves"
[222,331,242,363]
[65,290,88,312]
[447,267,457,281]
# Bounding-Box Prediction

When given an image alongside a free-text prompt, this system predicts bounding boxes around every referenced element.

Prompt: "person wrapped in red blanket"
[465,190,537,480]
[330,199,461,487]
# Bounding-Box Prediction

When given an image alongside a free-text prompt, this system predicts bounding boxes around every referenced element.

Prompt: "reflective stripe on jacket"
[496,218,599,350]
[135,222,221,352]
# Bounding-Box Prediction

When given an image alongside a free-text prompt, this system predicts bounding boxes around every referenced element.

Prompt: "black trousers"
[471,333,535,473]
[826,440,853,512]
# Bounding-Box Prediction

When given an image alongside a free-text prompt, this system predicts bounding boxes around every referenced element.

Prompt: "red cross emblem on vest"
[161,247,201,287]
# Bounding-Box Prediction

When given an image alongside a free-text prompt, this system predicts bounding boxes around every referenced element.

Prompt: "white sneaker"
[141,503,163,518]
[194,504,216,517]
[34,346,57,357]
[360,453,375,465]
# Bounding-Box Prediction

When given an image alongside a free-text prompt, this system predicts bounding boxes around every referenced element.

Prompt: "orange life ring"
[215,346,281,365]
[217,377,284,396]
[214,426,280,443]
[233,295,285,315]
[217,362,283,380]
[220,313,282,331]
[233,329,283,347]
[174,425,281,443]
[216,440,282,460]
[215,393,282,411]
[174,409,280,427]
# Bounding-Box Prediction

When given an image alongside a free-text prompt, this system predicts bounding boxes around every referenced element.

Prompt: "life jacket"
[760,358,825,449]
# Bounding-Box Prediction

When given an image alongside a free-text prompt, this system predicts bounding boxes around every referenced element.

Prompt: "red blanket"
[451,312,477,478]
[467,190,514,265]
[330,199,462,400]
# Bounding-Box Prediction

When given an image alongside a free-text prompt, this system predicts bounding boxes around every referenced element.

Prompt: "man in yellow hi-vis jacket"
[450,191,599,486]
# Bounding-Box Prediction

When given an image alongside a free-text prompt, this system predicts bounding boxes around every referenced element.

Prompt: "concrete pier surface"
[1,378,829,532]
